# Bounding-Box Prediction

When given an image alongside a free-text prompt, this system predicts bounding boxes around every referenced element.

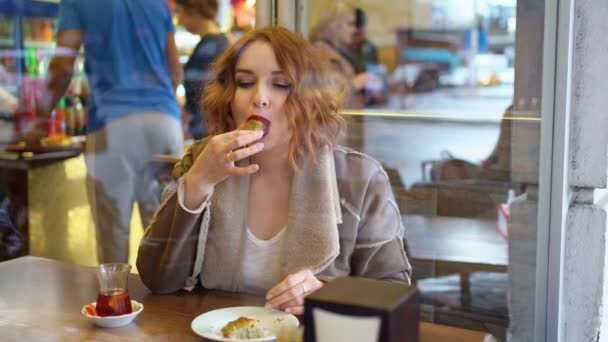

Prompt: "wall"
[565,203,606,341]
[563,0,608,340]
[602,192,608,342]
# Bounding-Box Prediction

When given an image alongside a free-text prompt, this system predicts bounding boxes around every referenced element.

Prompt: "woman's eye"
[274,83,291,90]
[236,81,255,88]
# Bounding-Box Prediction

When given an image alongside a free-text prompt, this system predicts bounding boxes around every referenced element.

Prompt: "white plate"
[191,306,299,341]
[81,300,144,328]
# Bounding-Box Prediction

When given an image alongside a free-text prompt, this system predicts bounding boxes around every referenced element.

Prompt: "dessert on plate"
[221,316,266,339]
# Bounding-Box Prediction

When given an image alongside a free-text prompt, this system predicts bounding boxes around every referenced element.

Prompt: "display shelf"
[0,38,54,49]
[0,0,59,18]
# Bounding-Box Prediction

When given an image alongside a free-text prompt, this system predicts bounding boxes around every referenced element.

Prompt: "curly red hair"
[202,26,346,171]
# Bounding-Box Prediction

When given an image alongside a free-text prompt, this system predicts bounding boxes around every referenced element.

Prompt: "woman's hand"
[264,269,324,315]
[183,127,264,209]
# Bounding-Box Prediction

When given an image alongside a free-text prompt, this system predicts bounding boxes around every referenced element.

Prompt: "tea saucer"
[81,300,144,328]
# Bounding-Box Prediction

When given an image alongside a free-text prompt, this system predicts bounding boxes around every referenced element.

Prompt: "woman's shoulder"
[332,146,394,210]
[333,145,389,181]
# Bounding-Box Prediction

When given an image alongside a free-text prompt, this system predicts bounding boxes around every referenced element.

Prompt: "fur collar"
[200,147,342,291]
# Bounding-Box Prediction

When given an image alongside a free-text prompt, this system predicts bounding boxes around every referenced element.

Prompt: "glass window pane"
[305,0,544,339]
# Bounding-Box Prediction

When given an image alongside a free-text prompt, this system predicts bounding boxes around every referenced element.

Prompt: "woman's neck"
[195,20,221,37]
[250,149,293,180]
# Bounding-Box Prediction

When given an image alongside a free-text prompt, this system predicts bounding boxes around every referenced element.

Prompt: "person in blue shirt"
[33,0,184,263]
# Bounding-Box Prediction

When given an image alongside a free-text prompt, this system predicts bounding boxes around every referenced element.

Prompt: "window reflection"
[308,0,518,339]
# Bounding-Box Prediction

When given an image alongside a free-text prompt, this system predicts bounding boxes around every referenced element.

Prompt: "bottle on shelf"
[65,95,74,137]
[25,48,38,78]
[49,96,67,138]
[73,94,86,136]
[14,49,40,137]
[66,77,87,136]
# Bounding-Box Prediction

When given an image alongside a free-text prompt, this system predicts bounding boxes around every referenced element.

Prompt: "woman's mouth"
[243,114,271,137]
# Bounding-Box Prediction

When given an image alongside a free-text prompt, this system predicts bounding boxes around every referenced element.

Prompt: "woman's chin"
[258,136,287,154]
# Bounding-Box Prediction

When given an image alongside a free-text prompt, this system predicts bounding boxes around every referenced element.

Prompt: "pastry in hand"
[221,316,266,339]
[242,114,271,137]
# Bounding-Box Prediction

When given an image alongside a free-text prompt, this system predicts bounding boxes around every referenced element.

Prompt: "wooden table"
[0,256,487,341]
[403,214,508,308]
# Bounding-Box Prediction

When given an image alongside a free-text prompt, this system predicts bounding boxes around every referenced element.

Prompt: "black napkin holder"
[303,277,419,342]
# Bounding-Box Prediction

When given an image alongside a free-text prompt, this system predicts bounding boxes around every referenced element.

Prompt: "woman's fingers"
[222,141,264,176]
[264,269,324,314]
[266,271,308,302]
[276,295,304,311]
[265,281,306,309]
[185,127,264,191]
[278,299,304,315]
[287,306,304,315]
[227,163,260,176]
[228,142,264,163]
[218,129,264,153]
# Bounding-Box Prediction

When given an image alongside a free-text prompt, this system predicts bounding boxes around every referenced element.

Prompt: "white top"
[177,178,287,294]
[240,226,287,295]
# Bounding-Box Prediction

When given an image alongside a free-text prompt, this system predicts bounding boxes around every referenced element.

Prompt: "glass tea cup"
[95,263,133,317]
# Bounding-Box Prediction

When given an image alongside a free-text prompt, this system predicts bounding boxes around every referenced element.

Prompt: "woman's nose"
[253,85,270,108]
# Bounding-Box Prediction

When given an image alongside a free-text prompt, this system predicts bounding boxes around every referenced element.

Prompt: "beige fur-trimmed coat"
[137,139,411,294]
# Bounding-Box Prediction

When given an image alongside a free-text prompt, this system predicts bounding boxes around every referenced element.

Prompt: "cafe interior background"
[1,0,606,341]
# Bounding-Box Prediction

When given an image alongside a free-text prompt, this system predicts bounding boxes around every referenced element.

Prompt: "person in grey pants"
[30,0,184,263]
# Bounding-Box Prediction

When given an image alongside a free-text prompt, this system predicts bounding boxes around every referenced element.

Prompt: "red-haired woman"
[137,26,411,315]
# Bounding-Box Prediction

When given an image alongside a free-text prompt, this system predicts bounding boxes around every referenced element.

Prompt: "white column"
[563,0,608,339]
[276,0,296,31]
[564,200,606,341]
[255,0,273,28]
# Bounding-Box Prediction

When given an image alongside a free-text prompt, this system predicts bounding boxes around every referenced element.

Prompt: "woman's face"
[175,4,197,33]
[336,13,356,46]
[231,41,292,151]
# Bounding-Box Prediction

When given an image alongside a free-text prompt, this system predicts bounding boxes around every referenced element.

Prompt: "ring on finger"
[226,151,234,163]
[301,283,307,296]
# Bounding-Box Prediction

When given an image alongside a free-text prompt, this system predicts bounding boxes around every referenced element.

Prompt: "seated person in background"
[350,7,378,72]
[350,7,387,106]
[309,1,381,109]
[137,26,411,315]
[479,105,513,181]
[429,105,514,183]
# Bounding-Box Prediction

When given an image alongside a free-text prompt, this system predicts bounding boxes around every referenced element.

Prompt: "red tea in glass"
[96,289,132,317]
[95,263,133,317]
